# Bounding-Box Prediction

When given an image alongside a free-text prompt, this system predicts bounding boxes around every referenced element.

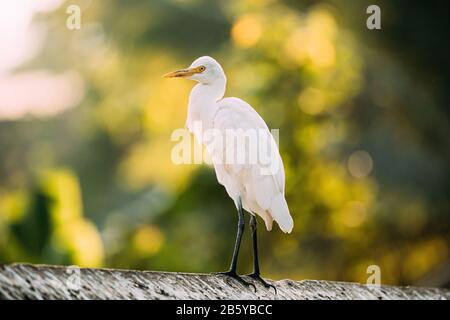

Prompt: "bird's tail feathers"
[270,194,293,233]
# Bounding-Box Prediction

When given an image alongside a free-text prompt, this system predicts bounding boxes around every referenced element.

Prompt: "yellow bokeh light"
[0,191,28,223]
[298,87,326,115]
[340,200,368,228]
[144,79,191,134]
[403,238,448,281]
[320,175,348,209]
[305,37,336,68]
[231,14,263,48]
[42,169,84,224]
[283,8,338,68]
[43,169,104,267]
[65,219,105,267]
[284,29,308,65]
[296,125,327,154]
[306,8,337,40]
[133,225,165,256]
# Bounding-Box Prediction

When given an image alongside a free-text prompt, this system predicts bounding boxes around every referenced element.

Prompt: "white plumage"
[165,56,293,233]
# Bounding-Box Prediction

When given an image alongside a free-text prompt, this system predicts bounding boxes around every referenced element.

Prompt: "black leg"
[246,215,277,293]
[215,197,255,291]
[229,198,245,272]
[249,215,260,275]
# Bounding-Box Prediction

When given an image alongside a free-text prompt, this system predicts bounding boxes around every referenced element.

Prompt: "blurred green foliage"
[0,0,449,286]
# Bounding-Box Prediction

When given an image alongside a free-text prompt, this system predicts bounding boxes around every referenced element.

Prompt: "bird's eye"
[198,66,206,72]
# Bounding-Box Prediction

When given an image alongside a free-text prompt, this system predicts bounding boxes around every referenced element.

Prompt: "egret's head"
[163,56,225,84]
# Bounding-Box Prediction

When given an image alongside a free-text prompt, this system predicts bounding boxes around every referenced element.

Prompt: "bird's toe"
[245,273,277,294]
[215,271,257,292]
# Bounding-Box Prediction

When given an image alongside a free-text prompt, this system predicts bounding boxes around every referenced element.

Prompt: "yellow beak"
[163,66,204,78]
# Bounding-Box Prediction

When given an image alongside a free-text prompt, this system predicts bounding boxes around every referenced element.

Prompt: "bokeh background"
[0,0,449,287]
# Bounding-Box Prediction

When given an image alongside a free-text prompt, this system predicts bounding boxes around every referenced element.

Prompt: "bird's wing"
[209,97,292,233]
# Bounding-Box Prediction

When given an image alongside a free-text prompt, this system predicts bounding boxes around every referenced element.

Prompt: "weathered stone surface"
[0,263,448,300]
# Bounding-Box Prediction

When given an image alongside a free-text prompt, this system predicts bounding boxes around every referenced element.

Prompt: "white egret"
[164,56,293,290]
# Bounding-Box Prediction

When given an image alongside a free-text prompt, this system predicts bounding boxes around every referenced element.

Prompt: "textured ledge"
[0,263,448,300]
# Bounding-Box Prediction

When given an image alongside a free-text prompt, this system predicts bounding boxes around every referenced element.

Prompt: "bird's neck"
[191,79,226,104]
[186,79,226,132]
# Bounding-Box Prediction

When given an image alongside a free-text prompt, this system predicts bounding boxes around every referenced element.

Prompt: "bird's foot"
[245,273,277,294]
[214,271,256,292]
